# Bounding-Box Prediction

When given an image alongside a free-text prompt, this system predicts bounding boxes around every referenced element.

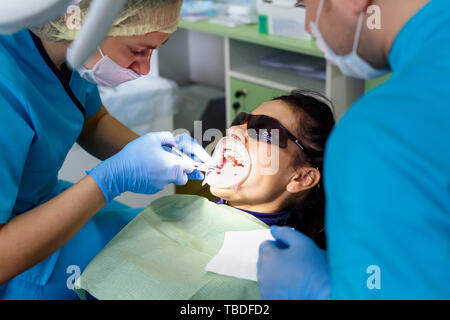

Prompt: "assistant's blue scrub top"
[325,0,450,299]
[0,30,140,299]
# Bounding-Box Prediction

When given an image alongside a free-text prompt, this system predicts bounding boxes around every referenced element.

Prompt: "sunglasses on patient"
[231,112,314,162]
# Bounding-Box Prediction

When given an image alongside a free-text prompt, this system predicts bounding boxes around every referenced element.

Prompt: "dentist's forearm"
[0,175,106,285]
[78,106,139,160]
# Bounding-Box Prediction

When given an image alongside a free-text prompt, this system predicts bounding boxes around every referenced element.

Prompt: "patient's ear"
[286,167,321,194]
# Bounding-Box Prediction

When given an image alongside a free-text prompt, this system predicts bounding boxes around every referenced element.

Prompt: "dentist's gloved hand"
[88,132,195,203]
[174,133,214,180]
[257,225,331,300]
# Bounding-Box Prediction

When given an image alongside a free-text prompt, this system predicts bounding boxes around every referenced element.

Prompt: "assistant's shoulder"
[327,83,393,150]
[0,58,33,129]
[0,32,32,89]
[0,33,22,65]
[334,63,450,139]
[326,65,450,190]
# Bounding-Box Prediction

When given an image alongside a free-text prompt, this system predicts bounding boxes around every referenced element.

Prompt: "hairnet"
[32,0,183,42]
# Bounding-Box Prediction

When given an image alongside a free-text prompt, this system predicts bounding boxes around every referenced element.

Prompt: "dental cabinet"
[158,19,387,126]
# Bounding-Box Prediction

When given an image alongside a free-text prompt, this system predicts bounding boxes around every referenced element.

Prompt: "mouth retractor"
[204,136,251,189]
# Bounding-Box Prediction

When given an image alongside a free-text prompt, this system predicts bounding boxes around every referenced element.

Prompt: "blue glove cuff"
[87,162,121,203]
[188,170,204,181]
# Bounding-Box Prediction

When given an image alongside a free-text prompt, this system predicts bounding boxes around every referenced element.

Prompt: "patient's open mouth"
[217,148,245,174]
[204,137,251,188]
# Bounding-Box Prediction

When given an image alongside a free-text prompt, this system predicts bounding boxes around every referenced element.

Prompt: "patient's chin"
[209,167,257,202]
[209,185,248,203]
[210,186,235,199]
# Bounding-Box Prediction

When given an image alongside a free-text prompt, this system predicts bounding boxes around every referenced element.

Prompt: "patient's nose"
[228,126,247,145]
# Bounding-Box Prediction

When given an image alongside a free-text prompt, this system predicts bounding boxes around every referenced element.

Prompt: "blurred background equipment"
[182,0,259,27]
[257,0,311,40]
[181,0,221,21]
[175,84,226,145]
[99,76,179,136]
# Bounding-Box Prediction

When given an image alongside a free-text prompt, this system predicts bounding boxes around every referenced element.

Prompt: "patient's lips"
[219,148,245,171]
[204,137,251,188]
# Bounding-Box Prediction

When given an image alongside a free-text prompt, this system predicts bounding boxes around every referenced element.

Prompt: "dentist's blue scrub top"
[325,0,450,299]
[0,30,140,299]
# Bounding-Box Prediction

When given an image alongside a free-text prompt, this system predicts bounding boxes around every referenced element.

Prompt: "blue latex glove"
[88,132,195,202]
[257,225,331,300]
[174,133,214,181]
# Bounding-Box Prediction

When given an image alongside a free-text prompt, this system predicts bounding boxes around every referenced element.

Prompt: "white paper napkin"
[205,229,275,282]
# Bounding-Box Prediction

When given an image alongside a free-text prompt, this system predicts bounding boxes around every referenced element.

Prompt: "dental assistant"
[258,0,450,299]
[0,0,209,299]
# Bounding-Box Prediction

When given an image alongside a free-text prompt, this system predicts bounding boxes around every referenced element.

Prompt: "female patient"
[212,89,335,249]
[78,89,335,300]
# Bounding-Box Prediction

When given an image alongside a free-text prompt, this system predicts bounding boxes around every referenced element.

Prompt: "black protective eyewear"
[231,112,315,162]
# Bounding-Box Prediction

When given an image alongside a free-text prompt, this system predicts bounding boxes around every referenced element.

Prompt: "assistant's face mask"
[310,0,389,80]
[69,47,140,87]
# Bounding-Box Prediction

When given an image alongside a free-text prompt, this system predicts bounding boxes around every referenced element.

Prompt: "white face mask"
[310,0,389,80]
[69,47,140,87]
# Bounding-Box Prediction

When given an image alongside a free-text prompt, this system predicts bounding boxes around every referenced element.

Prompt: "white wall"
[159,29,226,89]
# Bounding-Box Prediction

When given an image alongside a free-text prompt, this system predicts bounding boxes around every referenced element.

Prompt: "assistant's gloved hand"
[257,225,331,300]
[174,133,214,180]
[88,132,195,202]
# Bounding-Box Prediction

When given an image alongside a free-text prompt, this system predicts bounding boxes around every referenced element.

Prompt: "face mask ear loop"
[98,47,105,58]
[352,13,365,54]
[315,0,325,26]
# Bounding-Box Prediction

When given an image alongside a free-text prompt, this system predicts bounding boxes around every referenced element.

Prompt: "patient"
[76,89,335,300]
[210,89,335,249]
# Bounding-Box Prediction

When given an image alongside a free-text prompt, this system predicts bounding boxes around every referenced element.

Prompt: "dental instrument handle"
[167,146,219,173]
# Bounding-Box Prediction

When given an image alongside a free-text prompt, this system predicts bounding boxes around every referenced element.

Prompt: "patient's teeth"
[204,137,251,189]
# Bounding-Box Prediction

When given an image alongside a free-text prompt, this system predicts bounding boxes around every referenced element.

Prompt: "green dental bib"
[75,195,268,300]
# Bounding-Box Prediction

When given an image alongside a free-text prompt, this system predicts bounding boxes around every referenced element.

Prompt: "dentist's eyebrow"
[140,38,169,50]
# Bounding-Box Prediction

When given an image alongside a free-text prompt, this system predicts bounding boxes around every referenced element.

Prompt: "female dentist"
[0,0,210,299]
[258,0,450,299]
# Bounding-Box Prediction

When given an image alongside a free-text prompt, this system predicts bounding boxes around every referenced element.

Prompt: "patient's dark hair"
[273,90,335,250]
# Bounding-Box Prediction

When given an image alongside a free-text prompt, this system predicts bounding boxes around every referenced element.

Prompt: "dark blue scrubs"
[216,199,291,226]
